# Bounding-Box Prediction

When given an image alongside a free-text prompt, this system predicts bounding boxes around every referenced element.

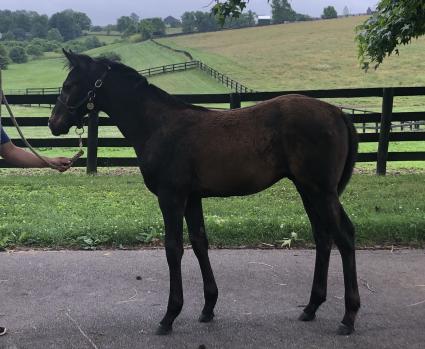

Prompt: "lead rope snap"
[70,127,85,165]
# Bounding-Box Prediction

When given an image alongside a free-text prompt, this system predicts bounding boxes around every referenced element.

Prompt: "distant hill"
[157,16,425,92]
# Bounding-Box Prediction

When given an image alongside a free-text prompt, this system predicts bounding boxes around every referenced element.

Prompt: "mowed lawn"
[0,172,424,249]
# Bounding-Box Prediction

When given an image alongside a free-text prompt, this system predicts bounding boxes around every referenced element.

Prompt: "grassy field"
[158,16,425,110]
[159,17,425,90]
[0,172,423,249]
[1,40,229,94]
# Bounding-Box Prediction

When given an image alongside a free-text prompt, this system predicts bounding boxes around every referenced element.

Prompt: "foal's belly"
[197,157,287,197]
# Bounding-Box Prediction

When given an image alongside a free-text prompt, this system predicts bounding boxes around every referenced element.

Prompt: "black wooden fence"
[1,87,424,175]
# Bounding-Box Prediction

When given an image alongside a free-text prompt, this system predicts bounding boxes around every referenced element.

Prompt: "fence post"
[87,111,99,174]
[376,88,394,175]
[230,93,241,109]
[0,69,2,117]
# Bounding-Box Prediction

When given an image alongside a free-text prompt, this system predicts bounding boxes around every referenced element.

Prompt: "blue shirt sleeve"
[1,125,11,145]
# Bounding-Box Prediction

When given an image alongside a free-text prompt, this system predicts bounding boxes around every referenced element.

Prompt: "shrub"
[9,46,28,63]
[84,36,103,50]
[97,51,122,62]
[26,43,44,57]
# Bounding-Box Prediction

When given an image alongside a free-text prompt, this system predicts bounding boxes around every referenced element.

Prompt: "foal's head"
[49,49,111,136]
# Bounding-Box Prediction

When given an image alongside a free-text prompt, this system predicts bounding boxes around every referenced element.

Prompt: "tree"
[9,46,28,63]
[343,6,350,17]
[322,6,338,19]
[47,28,63,42]
[194,12,218,32]
[73,11,91,31]
[48,10,86,41]
[356,0,425,70]
[223,10,256,28]
[30,14,49,38]
[117,16,134,33]
[0,44,10,69]
[271,0,296,24]
[139,18,166,39]
[366,7,373,15]
[181,12,196,33]
[139,20,155,39]
[0,10,13,33]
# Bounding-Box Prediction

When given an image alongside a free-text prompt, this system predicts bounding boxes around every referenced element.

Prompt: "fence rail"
[5,60,254,96]
[1,87,424,175]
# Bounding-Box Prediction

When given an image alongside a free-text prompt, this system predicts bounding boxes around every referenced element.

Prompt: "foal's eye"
[63,83,73,91]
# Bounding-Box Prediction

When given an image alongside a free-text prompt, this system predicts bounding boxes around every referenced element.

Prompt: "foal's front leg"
[185,195,218,323]
[156,191,186,335]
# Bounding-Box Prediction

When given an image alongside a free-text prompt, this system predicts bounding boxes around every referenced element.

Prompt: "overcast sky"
[2,0,377,26]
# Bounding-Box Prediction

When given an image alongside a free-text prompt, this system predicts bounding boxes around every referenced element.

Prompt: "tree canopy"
[321,6,338,19]
[356,0,425,70]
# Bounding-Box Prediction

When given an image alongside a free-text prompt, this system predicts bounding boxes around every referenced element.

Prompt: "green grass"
[0,173,423,249]
[158,16,425,110]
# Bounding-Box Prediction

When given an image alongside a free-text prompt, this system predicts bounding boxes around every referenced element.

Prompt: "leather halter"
[56,66,111,128]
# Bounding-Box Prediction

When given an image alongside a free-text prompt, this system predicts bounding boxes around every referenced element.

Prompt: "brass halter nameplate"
[87,102,95,110]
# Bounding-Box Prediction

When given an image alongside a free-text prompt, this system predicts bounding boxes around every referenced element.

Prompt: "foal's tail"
[338,113,358,196]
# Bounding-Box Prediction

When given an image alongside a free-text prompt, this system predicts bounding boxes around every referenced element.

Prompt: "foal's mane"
[94,57,208,112]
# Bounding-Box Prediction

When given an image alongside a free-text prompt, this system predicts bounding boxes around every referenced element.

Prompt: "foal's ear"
[62,48,94,71]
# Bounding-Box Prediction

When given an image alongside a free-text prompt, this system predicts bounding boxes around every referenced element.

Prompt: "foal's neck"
[101,82,195,147]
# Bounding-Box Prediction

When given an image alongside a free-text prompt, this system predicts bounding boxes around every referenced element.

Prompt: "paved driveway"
[0,249,424,348]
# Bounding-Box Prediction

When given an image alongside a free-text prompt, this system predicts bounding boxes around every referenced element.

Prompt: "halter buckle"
[75,127,85,136]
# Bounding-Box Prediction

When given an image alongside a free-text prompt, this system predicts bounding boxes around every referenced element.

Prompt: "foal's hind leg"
[297,187,360,334]
[333,206,360,335]
[185,195,218,323]
[296,185,332,322]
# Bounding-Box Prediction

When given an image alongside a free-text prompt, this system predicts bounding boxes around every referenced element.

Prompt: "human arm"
[0,141,71,172]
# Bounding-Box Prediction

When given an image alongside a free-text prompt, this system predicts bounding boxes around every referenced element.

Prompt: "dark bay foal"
[49,50,360,336]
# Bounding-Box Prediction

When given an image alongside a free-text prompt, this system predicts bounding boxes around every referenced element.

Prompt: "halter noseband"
[57,66,111,128]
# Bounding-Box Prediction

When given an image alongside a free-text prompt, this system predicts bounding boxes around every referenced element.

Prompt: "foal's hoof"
[155,324,172,335]
[298,311,316,322]
[337,323,355,336]
[199,311,215,323]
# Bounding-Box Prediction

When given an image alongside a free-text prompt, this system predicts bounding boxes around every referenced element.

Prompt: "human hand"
[49,157,72,172]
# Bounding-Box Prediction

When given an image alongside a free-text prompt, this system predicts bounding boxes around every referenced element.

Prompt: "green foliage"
[223,10,256,28]
[0,44,10,69]
[181,11,219,33]
[356,0,425,70]
[0,10,50,41]
[182,12,196,33]
[117,16,137,33]
[271,0,296,23]
[139,18,166,39]
[84,36,103,50]
[48,10,91,41]
[47,28,63,42]
[26,42,44,57]
[212,0,248,25]
[97,51,122,62]
[9,46,28,63]
[322,6,338,19]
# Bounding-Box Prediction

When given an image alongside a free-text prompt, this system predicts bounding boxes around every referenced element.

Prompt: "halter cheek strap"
[57,66,111,128]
